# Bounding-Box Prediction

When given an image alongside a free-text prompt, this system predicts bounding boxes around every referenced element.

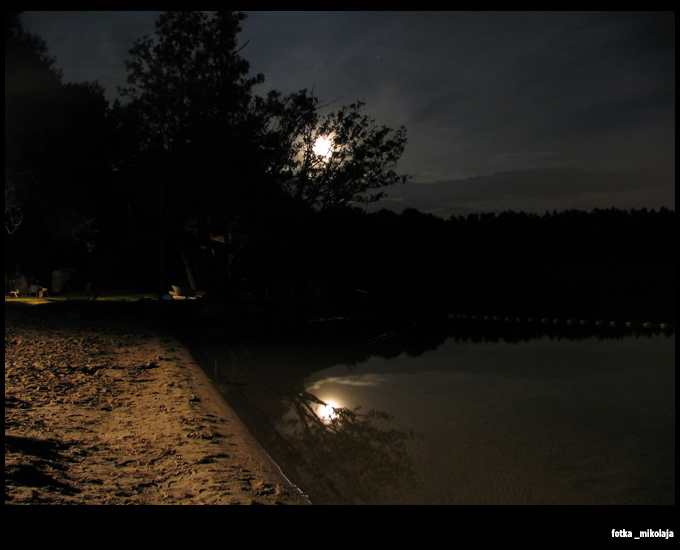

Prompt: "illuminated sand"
[4,301,309,505]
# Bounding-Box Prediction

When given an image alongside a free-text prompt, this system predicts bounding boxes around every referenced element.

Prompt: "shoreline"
[4,300,310,505]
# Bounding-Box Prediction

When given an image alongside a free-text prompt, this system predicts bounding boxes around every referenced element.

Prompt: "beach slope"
[5,300,309,505]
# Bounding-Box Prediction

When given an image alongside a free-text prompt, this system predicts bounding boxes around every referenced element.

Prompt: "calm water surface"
[191,321,675,505]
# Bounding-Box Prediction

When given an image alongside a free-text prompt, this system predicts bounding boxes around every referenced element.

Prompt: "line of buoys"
[447,313,674,331]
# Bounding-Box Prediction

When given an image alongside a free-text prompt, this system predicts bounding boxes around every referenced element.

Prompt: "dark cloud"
[20,11,675,217]
[366,168,674,217]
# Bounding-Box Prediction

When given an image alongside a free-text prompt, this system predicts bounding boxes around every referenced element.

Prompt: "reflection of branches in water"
[285,391,414,504]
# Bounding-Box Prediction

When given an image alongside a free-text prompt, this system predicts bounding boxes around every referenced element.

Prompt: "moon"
[317,400,340,422]
[313,135,333,159]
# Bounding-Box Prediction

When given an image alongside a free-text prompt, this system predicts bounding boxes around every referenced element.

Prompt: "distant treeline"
[269,206,675,324]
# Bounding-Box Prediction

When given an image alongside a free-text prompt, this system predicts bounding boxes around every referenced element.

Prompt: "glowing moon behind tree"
[313,135,334,159]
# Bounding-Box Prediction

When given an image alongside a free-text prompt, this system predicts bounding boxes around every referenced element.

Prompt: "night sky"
[21,11,675,218]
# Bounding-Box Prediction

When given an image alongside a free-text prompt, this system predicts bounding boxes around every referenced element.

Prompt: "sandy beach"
[4,299,309,505]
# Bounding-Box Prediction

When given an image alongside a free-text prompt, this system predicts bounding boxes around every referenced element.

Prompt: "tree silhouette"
[117,12,411,301]
[119,11,267,294]
[263,89,410,210]
[5,12,111,285]
[5,10,62,236]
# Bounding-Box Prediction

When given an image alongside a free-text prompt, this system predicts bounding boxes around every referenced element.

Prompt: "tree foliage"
[262,90,409,210]
[116,11,410,296]
[5,10,62,231]
[120,11,262,155]
[117,11,273,292]
[5,12,112,282]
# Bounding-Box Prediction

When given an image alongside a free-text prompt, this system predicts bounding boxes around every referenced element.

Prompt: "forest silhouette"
[5,12,675,327]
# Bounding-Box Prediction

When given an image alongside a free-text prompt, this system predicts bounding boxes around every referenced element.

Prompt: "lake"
[188,318,675,505]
